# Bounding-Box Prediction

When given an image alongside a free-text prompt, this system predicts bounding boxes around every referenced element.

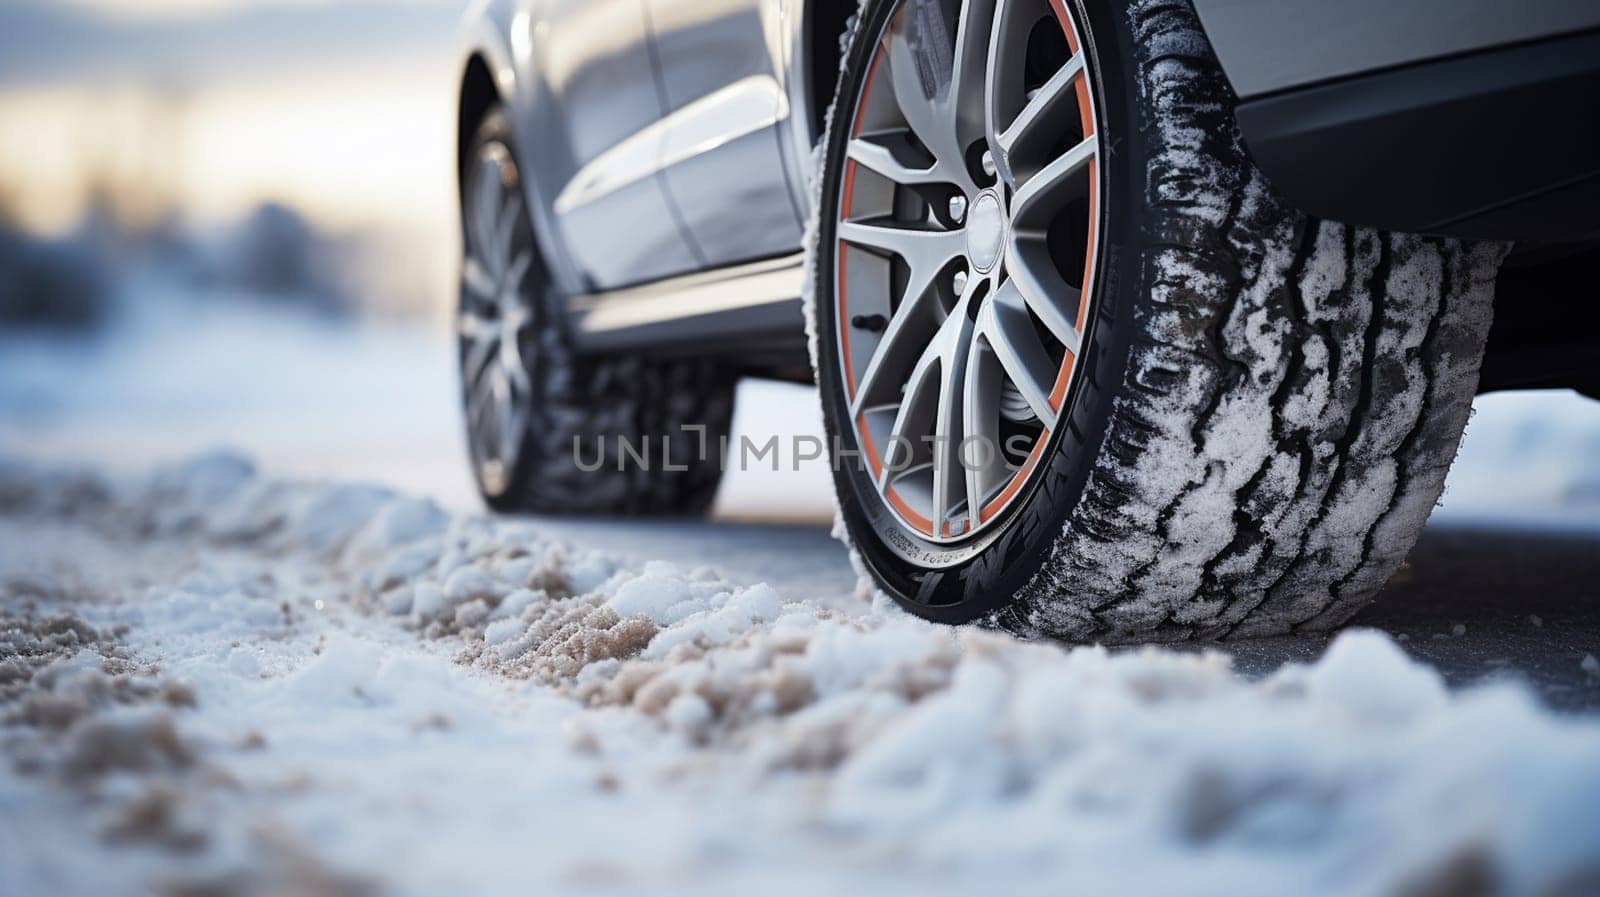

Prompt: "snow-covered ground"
[3,453,1598,897]
[3,290,1600,895]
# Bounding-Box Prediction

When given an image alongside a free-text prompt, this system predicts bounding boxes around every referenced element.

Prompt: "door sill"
[565,253,807,356]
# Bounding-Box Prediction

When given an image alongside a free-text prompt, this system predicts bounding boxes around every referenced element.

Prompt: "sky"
[58,0,401,18]
[0,0,466,314]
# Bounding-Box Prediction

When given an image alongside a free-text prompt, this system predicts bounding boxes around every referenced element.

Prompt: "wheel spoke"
[981,0,1038,186]
[458,307,497,343]
[848,136,944,186]
[885,14,950,161]
[884,8,977,191]
[461,328,497,387]
[929,310,975,535]
[980,281,1059,427]
[877,273,981,533]
[879,346,941,489]
[488,364,517,467]
[961,332,1006,525]
[466,358,499,457]
[494,361,528,465]
[837,219,962,408]
[947,0,997,153]
[1010,134,1095,228]
[494,192,523,274]
[499,334,531,391]
[462,258,497,303]
[851,289,942,415]
[995,54,1084,180]
[1007,239,1083,354]
[503,250,534,294]
[838,219,964,267]
[471,157,504,272]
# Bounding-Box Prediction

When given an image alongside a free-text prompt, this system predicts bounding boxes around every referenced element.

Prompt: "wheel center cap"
[965,191,1005,273]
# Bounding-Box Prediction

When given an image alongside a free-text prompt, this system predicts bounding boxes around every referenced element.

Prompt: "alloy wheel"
[832,0,1102,543]
[459,141,537,497]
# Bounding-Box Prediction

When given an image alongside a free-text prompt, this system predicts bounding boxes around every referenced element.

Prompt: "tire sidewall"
[812,0,1150,621]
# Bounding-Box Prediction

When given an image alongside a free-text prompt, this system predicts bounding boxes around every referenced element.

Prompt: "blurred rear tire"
[458,107,734,515]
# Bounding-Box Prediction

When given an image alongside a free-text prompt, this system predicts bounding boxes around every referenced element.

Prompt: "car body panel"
[648,0,807,267]
[1190,0,1600,99]
[536,0,705,287]
[1189,0,1600,240]
[456,0,591,298]
[1232,29,1600,239]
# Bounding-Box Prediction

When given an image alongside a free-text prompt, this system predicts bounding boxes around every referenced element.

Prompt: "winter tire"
[808,0,1506,639]
[459,107,736,515]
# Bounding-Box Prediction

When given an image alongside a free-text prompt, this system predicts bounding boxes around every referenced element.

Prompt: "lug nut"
[948,194,968,224]
[980,150,996,179]
[952,269,969,295]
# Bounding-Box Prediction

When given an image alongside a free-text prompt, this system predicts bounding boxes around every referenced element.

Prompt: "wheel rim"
[460,141,537,497]
[833,0,1102,544]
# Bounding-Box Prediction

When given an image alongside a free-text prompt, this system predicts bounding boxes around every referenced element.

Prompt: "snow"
[607,568,699,625]
[3,456,1599,896]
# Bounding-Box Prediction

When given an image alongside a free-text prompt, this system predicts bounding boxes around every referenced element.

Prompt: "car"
[451,0,1600,640]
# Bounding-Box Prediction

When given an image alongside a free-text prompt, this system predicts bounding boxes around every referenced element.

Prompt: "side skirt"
[564,253,809,370]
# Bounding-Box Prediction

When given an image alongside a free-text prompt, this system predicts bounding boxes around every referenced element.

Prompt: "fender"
[1189,0,1600,240]
[776,0,818,219]
[1190,0,1600,100]
[456,0,591,296]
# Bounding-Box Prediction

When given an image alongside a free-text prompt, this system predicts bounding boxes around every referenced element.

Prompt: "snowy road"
[3,454,1599,897]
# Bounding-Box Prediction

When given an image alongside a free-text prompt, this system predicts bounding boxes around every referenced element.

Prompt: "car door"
[645,0,807,268]
[536,0,703,288]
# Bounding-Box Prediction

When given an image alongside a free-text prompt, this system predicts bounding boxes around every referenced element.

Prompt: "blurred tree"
[227,201,349,316]
[0,223,110,332]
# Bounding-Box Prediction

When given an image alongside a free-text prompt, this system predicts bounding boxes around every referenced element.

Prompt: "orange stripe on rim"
[1048,348,1077,410]
[1072,51,1098,331]
[839,48,885,401]
[1050,0,1079,53]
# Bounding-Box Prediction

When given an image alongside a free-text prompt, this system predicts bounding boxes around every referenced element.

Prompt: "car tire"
[459,107,735,516]
[808,0,1508,639]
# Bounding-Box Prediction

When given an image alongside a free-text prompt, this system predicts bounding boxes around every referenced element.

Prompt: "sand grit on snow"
[1,454,1598,897]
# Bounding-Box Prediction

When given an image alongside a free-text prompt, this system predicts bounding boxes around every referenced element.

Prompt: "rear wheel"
[808,0,1507,639]
[458,108,735,515]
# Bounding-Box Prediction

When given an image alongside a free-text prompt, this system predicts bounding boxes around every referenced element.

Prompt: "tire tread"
[993,0,1505,641]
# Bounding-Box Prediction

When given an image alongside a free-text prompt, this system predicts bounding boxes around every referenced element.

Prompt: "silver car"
[453,0,1600,639]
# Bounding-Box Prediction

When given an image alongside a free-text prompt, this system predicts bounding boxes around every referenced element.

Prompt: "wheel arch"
[801,0,857,141]
[457,53,504,203]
